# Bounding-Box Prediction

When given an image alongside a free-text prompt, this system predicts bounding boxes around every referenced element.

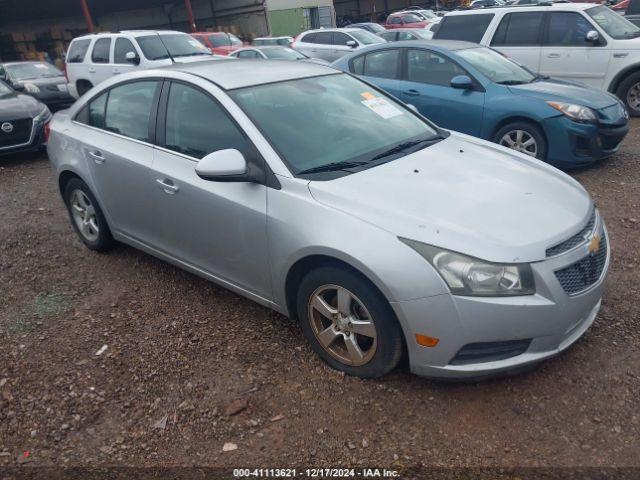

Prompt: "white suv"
[292,28,385,62]
[433,3,640,114]
[65,30,212,98]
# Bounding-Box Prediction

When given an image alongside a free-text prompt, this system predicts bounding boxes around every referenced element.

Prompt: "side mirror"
[195,149,248,181]
[586,30,600,44]
[450,75,473,90]
[11,82,25,91]
[346,40,358,48]
[125,51,140,65]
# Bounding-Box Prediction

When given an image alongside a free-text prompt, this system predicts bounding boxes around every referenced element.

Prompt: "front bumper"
[391,221,610,380]
[544,115,629,168]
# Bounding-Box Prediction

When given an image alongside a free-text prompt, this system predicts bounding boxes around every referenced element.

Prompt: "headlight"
[400,238,535,296]
[24,83,41,94]
[34,104,51,122]
[547,101,597,123]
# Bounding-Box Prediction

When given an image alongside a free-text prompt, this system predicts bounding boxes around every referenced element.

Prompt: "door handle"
[88,68,96,73]
[156,178,179,194]
[404,89,420,97]
[88,150,105,164]
[112,69,120,74]
[547,53,561,58]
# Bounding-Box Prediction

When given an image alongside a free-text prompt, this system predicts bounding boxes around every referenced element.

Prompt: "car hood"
[0,92,42,121]
[308,132,592,263]
[508,79,618,110]
[16,75,66,87]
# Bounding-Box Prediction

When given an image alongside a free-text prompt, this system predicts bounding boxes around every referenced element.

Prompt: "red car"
[384,12,429,29]
[191,32,245,55]
[612,0,629,11]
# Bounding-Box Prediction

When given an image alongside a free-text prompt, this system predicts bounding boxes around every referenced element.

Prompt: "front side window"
[362,49,400,79]
[239,50,260,58]
[67,39,91,63]
[91,38,111,64]
[398,32,417,41]
[333,32,354,46]
[104,81,158,141]
[457,47,535,84]
[491,12,544,46]
[380,32,397,42]
[406,49,466,87]
[208,34,229,47]
[544,12,595,46]
[230,74,438,176]
[136,34,210,60]
[389,16,402,25]
[434,14,494,43]
[114,38,137,64]
[164,82,249,159]
[587,5,640,40]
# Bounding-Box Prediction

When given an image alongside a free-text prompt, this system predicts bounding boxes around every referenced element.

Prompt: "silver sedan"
[47,60,609,380]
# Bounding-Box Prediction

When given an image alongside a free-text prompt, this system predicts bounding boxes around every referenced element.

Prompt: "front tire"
[296,265,404,378]
[493,121,547,161]
[616,71,640,117]
[64,178,113,251]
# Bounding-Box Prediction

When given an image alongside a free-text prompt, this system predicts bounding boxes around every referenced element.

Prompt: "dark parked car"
[348,22,387,35]
[0,80,51,156]
[0,61,74,111]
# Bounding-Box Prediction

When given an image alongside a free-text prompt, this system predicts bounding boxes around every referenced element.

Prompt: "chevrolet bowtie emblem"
[588,234,601,255]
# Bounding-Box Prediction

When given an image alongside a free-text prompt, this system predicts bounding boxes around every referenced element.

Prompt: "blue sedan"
[331,40,629,168]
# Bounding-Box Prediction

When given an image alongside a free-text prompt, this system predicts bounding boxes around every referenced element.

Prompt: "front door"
[150,81,271,298]
[111,37,140,77]
[400,48,485,136]
[538,12,611,88]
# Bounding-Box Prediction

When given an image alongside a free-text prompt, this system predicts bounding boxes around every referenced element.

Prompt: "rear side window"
[91,38,111,64]
[164,82,250,159]
[362,49,400,79]
[314,32,333,44]
[114,38,136,64]
[104,81,158,142]
[544,12,594,46]
[301,33,317,43]
[434,14,494,43]
[237,50,260,58]
[67,39,91,63]
[389,16,402,25]
[491,12,544,46]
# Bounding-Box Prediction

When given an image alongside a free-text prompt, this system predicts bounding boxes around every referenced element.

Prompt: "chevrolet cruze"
[47,61,609,380]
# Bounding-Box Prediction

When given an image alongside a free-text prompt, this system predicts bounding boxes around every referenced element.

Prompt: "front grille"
[555,234,608,295]
[546,209,596,257]
[0,118,32,147]
[449,339,531,365]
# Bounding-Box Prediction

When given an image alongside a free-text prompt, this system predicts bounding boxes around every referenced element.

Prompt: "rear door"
[433,13,495,45]
[351,48,402,98]
[538,11,611,87]
[74,80,161,243]
[400,48,485,136]
[489,12,544,74]
[89,37,113,87]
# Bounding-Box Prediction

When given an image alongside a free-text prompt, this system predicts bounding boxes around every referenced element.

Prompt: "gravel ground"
[0,122,639,471]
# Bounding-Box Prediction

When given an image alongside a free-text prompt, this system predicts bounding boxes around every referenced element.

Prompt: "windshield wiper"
[298,160,368,174]
[369,137,442,162]
[623,31,640,38]
[496,80,528,85]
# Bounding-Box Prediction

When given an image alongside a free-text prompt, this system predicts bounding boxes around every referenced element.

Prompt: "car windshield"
[419,10,437,18]
[457,47,536,84]
[6,62,62,80]
[350,30,386,45]
[0,81,13,96]
[402,14,423,23]
[365,23,387,33]
[262,47,305,59]
[587,5,640,39]
[208,33,243,47]
[412,30,434,39]
[230,74,440,177]
[136,34,211,60]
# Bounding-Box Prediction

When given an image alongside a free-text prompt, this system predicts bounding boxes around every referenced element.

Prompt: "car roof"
[302,28,361,34]
[382,27,432,32]
[445,2,597,14]
[72,30,186,40]
[166,59,338,90]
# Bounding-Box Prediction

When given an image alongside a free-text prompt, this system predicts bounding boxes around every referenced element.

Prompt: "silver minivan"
[292,28,385,62]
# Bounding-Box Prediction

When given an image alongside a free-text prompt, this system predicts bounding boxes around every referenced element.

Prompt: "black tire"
[492,121,547,161]
[616,71,640,117]
[296,265,404,378]
[76,80,93,97]
[63,178,114,251]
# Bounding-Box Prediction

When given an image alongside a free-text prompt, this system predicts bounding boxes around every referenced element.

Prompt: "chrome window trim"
[71,120,154,148]
[0,119,36,151]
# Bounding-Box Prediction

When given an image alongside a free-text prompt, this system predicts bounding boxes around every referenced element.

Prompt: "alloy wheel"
[308,284,377,366]
[627,82,640,111]
[70,189,99,242]
[499,129,538,157]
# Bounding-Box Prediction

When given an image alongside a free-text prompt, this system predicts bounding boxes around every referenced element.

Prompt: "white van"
[65,30,213,98]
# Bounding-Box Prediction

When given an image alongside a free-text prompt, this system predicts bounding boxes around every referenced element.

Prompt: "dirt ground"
[0,121,639,472]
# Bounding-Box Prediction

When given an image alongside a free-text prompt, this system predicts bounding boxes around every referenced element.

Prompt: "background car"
[0,80,51,156]
[470,0,507,7]
[379,28,433,42]
[253,36,294,47]
[65,31,212,97]
[0,61,74,111]
[292,28,385,62]
[384,12,430,29]
[332,40,629,168]
[229,46,330,65]
[191,31,245,55]
[348,22,388,35]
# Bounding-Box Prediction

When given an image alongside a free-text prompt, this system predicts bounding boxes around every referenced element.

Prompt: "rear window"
[67,39,91,63]
[434,14,494,43]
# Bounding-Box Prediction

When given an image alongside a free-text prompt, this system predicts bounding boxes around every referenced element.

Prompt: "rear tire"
[493,121,547,161]
[616,71,640,117]
[296,265,404,378]
[63,178,113,251]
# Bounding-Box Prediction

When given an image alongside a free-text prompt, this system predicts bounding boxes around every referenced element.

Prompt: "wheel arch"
[58,169,83,197]
[490,115,547,142]
[607,64,640,94]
